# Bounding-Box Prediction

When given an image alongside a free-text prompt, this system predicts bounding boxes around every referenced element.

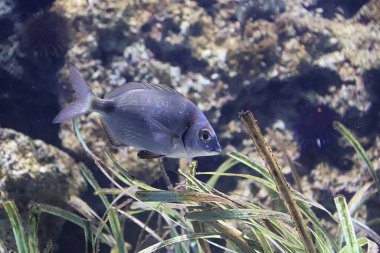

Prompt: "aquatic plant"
[2,201,41,253]
[2,112,379,252]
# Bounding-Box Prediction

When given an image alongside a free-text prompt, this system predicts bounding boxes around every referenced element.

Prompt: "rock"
[0,128,85,251]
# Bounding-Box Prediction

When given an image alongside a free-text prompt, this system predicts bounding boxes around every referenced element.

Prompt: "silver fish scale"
[101,88,198,156]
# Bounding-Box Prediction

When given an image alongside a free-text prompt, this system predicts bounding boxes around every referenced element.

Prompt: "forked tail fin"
[53,65,95,123]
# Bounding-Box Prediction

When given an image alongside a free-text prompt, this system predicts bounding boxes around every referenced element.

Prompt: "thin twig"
[158,158,174,190]
[239,111,316,253]
[135,211,157,252]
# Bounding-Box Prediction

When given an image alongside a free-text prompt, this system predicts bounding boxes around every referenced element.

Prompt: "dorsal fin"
[105,82,180,99]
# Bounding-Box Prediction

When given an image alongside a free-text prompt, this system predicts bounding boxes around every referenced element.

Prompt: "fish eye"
[198,129,211,142]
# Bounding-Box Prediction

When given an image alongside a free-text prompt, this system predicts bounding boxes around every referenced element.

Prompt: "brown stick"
[158,158,173,190]
[207,221,255,253]
[239,111,316,253]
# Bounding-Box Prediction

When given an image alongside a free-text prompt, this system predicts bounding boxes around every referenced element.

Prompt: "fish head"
[183,113,221,157]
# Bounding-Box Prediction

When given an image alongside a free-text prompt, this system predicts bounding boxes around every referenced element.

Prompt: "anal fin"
[100,118,125,148]
[137,150,164,159]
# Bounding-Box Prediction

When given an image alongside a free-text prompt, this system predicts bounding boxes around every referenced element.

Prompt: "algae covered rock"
[0,128,85,251]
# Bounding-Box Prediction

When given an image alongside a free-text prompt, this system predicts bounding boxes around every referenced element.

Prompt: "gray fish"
[53,65,221,159]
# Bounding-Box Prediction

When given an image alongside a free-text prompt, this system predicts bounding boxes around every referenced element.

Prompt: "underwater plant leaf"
[28,204,41,253]
[218,151,336,218]
[179,166,213,194]
[183,161,199,194]
[117,209,162,242]
[92,214,114,253]
[37,202,87,227]
[108,209,127,253]
[338,237,377,253]
[191,220,212,253]
[80,165,127,252]
[185,209,292,223]
[79,164,126,251]
[206,158,239,187]
[135,190,233,204]
[252,228,273,253]
[310,229,331,253]
[200,172,277,191]
[293,190,336,221]
[96,158,193,234]
[200,168,337,251]
[168,223,191,253]
[248,220,302,250]
[333,121,379,189]
[239,111,315,253]
[137,233,221,253]
[74,121,128,251]
[206,221,257,253]
[185,160,197,177]
[335,195,360,253]
[104,149,158,191]
[36,203,113,246]
[265,219,304,250]
[199,170,336,223]
[83,220,91,253]
[203,239,240,253]
[203,172,330,251]
[94,188,124,195]
[72,118,100,160]
[227,151,272,181]
[3,201,28,253]
[181,177,305,251]
[79,164,110,208]
[352,219,380,244]
[104,149,132,185]
[297,201,339,252]
[348,182,377,217]
[68,195,101,223]
[187,159,212,253]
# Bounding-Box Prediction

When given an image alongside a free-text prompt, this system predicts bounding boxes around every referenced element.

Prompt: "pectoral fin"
[137,150,164,159]
[146,117,179,143]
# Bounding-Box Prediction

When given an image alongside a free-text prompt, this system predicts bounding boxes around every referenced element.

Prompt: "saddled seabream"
[53,65,221,159]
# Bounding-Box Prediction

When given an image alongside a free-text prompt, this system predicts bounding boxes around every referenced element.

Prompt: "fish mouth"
[209,148,222,154]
